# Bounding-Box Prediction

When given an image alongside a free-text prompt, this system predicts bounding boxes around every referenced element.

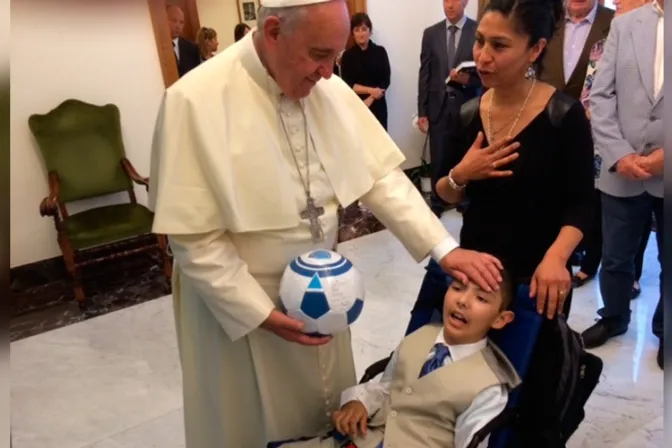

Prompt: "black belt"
[445,86,460,98]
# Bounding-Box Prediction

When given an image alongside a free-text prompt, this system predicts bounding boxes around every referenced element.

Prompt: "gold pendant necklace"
[487,78,536,142]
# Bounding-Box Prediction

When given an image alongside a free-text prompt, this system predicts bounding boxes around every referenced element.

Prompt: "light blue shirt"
[563,2,598,83]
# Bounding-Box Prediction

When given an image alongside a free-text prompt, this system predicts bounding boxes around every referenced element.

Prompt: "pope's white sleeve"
[359,168,459,262]
[168,230,276,341]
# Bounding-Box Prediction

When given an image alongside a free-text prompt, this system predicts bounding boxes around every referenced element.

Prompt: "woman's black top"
[340,41,391,129]
[438,91,594,280]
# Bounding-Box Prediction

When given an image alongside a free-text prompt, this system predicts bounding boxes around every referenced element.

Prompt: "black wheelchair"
[270,263,602,448]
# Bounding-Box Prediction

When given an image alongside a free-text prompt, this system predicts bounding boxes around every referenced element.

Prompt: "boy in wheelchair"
[278,268,521,448]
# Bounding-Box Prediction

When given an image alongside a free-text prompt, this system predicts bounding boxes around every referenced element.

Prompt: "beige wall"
[10,0,165,267]
[196,0,244,50]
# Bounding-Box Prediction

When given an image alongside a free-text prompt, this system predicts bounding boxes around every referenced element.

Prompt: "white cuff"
[340,382,388,416]
[430,237,459,263]
[340,386,360,408]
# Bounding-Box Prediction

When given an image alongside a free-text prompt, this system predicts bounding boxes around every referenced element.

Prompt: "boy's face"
[442,280,514,344]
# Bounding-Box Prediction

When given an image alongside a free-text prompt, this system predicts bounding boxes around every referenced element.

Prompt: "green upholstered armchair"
[29,99,171,302]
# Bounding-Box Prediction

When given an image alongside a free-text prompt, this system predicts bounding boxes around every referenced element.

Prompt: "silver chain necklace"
[487,78,536,142]
[277,99,325,243]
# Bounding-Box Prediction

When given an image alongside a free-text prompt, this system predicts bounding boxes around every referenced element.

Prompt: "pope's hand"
[261,310,332,346]
[439,248,504,292]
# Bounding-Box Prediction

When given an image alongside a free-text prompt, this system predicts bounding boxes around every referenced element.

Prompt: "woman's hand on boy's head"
[332,401,368,439]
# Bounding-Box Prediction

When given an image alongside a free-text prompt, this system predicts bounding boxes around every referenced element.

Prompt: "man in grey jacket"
[584,1,664,369]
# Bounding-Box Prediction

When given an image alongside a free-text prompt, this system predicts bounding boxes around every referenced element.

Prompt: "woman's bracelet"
[447,169,467,191]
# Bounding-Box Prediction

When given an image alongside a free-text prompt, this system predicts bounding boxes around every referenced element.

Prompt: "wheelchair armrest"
[466,408,516,448]
[359,353,393,384]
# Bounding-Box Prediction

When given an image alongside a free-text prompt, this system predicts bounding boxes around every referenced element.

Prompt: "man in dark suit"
[417,0,481,216]
[167,4,201,78]
[540,0,613,100]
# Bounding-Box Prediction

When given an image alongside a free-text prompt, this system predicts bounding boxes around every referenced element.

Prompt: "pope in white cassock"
[148,0,505,446]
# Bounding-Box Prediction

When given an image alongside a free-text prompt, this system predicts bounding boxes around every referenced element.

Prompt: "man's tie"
[447,25,458,72]
[420,343,452,377]
[376,344,452,447]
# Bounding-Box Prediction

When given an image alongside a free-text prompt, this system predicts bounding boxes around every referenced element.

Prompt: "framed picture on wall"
[237,0,260,27]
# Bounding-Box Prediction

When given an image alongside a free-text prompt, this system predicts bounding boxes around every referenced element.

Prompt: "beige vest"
[353,324,521,448]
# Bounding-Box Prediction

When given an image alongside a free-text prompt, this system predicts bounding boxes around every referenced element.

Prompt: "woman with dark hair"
[234,23,251,42]
[339,13,391,129]
[409,0,594,331]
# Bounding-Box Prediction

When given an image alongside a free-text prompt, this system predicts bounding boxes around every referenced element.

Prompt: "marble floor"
[10,211,664,448]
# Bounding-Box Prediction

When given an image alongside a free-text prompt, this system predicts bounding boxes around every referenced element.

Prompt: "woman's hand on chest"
[452,132,521,185]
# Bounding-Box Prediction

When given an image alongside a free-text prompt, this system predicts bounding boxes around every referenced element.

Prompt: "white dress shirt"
[173,37,180,61]
[341,333,509,448]
[563,2,598,83]
[652,1,663,98]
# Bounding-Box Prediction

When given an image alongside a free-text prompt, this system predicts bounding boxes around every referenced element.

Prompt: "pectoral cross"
[301,196,325,243]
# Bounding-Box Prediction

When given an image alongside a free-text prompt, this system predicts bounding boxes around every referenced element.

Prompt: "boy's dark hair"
[499,267,516,311]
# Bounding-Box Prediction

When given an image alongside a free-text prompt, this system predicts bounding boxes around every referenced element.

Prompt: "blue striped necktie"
[377,344,451,447]
[420,343,452,377]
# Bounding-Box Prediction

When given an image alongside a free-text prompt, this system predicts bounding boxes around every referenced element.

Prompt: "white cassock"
[148,32,458,448]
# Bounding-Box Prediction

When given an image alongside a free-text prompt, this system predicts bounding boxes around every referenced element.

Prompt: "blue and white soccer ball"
[279,250,365,336]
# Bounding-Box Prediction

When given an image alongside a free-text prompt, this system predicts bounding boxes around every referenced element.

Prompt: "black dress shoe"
[657,340,664,370]
[581,318,628,349]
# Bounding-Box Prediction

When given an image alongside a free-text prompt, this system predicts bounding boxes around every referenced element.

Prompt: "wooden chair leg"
[156,234,173,280]
[59,236,85,302]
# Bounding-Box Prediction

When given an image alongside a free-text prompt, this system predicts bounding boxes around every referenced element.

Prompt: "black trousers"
[579,188,652,280]
[428,121,447,208]
[599,192,663,338]
[428,94,464,209]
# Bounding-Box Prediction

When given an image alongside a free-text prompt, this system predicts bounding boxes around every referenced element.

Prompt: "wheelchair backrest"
[486,283,544,448]
[488,283,543,401]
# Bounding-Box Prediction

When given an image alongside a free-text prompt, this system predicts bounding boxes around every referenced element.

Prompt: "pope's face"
[264,1,350,99]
